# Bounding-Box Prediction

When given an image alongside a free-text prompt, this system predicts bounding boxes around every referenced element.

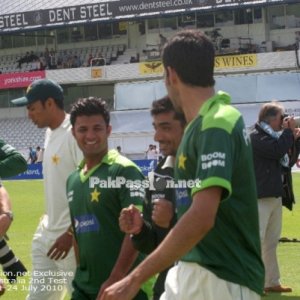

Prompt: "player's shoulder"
[202,94,242,133]
[108,150,143,176]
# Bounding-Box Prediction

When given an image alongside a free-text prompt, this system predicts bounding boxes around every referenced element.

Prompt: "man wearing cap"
[11,79,82,300]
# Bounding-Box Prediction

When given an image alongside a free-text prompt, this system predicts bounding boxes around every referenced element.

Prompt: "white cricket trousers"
[160,262,260,300]
[26,222,76,300]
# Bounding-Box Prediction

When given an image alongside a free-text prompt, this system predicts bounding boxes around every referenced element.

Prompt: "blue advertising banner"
[133,159,158,176]
[6,163,43,180]
[6,159,157,180]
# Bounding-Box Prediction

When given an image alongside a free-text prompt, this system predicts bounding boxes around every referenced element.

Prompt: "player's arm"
[131,220,157,254]
[0,185,13,236]
[98,165,146,298]
[129,197,158,254]
[119,202,161,254]
[99,186,222,300]
[97,234,139,297]
[131,198,175,254]
[48,175,74,261]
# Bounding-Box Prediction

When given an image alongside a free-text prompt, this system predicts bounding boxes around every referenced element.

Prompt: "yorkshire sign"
[0,0,288,32]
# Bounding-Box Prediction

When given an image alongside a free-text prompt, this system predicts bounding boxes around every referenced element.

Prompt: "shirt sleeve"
[0,139,27,178]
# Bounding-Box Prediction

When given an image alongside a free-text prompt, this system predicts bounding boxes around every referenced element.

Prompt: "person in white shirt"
[11,79,82,300]
[36,146,44,163]
[146,144,158,160]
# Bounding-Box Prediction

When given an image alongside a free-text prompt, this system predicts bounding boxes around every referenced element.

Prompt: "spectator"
[17,51,30,68]
[145,144,152,159]
[44,47,50,68]
[36,146,44,163]
[31,58,41,71]
[29,51,38,62]
[146,144,158,160]
[250,102,295,293]
[27,147,37,164]
[87,53,93,66]
[49,49,57,69]
[62,50,71,68]
[71,55,81,68]
[94,53,105,66]
[39,52,47,70]
[56,52,64,69]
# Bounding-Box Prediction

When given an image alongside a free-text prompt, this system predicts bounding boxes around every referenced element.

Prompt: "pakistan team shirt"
[0,139,27,178]
[67,149,147,298]
[175,91,264,295]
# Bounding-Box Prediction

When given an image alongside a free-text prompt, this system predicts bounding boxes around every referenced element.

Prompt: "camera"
[282,114,300,127]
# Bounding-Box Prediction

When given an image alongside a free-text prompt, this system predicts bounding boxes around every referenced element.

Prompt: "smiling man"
[67,97,149,300]
[119,96,185,299]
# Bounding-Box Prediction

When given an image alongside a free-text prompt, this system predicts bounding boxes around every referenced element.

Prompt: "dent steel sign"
[0,0,289,32]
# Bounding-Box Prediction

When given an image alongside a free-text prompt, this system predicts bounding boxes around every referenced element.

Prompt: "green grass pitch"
[0,175,300,300]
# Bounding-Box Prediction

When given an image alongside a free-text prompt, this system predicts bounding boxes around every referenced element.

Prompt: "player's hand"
[0,279,5,296]
[152,199,174,228]
[283,116,296,130]
[47,231,73,260]
[98,275,140,300]
[119,205,143,235]
[97,273,122,300]
[294,127,300,139]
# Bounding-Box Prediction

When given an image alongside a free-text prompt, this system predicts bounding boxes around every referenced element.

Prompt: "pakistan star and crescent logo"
[91,188,100,202]
[178,153,187,170]
[26,84,32,94]
[52,154,60,165]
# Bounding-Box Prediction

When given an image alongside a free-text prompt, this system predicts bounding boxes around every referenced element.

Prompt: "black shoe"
[3,260,27,283]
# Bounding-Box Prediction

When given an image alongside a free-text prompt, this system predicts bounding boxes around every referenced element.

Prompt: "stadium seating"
[0,118,45,153]
[0,43,127,73]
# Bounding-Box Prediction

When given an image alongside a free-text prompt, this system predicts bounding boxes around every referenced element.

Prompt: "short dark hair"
[70,97,110,126]
[162,29,215,87]
[151,96,186,126]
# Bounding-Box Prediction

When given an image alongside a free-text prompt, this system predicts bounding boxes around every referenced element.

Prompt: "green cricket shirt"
[175,91,264,295]
[67,149,146,297]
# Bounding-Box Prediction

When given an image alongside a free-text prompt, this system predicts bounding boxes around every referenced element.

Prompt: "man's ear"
[166,66,178,85]
[45,97,54,108]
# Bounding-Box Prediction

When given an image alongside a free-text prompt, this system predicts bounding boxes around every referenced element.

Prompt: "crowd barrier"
[5,159,157,180]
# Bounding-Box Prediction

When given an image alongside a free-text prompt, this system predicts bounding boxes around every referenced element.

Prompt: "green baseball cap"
[11,79,64,106]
